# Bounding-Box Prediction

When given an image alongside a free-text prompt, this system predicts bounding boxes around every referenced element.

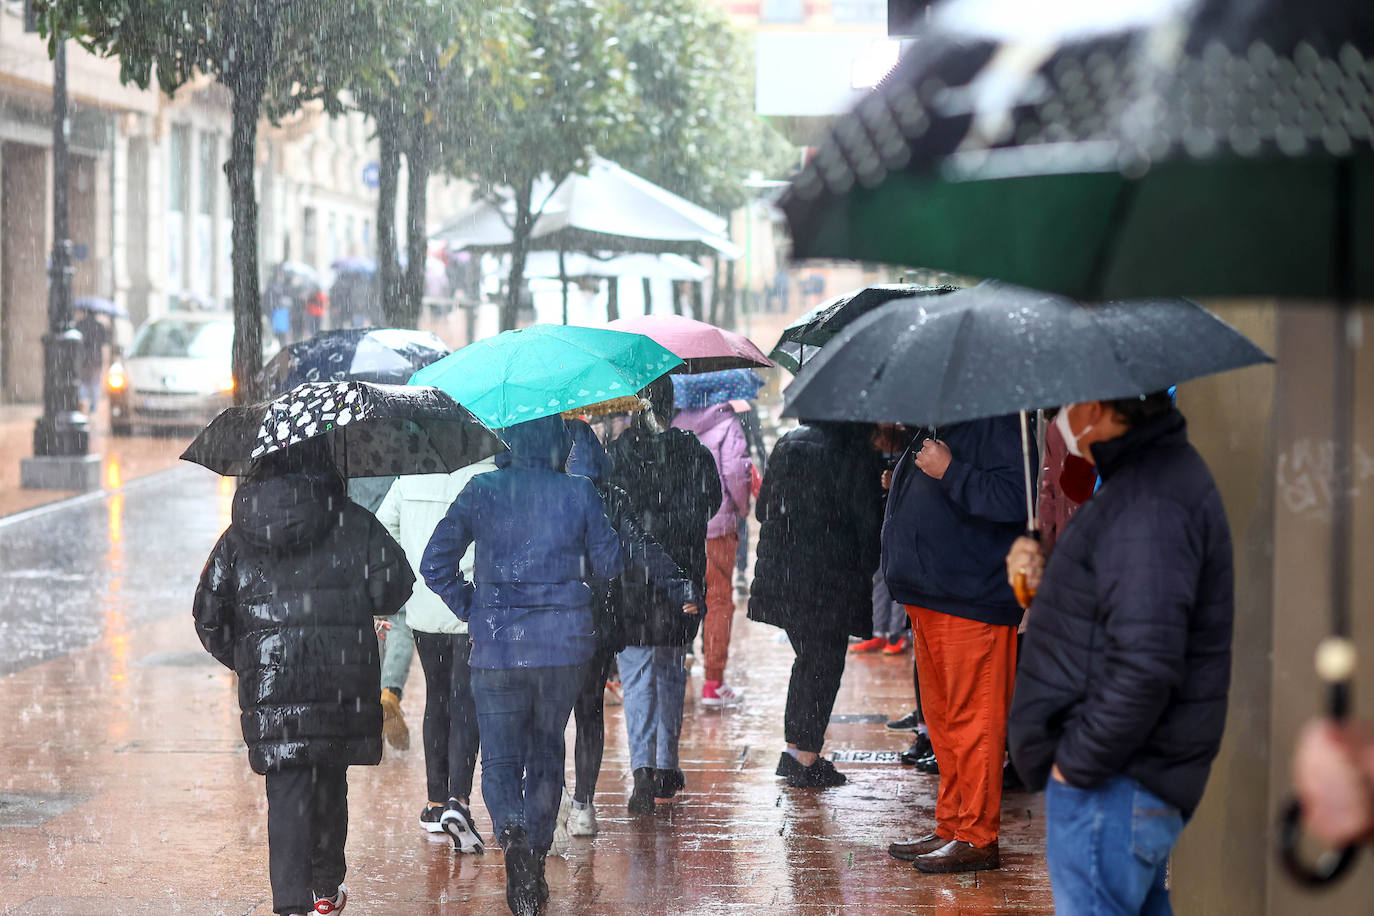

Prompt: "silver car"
[107,311,278,434]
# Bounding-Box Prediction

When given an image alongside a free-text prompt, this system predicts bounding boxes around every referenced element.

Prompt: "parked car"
[106,311,278,435]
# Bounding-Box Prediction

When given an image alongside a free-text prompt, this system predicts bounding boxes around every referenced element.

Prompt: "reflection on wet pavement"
[0,470,1052,913]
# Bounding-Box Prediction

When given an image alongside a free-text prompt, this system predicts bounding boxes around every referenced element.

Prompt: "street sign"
[362,162,380,189]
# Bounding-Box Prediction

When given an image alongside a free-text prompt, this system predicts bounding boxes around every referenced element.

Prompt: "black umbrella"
[181,381,504,478]
[259,328,451,395]
[74,296,129,318]
[769,285,959,372]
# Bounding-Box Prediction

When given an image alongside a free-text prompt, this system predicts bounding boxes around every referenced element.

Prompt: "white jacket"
[375,456,498,635]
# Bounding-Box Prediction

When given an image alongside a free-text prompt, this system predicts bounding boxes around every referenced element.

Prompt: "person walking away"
[75,309,110,415]
[748,420,885,788]
[672,401,753,705]
[734,401,769,589]
[606,378,720,814]
[1006,393,1233,914]
[192,439,414,916]
[375,457,497,851]
[882,416,1029,874]
[422,415,622,916]
[564,419,701,838]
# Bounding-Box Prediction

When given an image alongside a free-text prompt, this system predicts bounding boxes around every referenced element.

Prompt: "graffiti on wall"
[1276,439,1374,516]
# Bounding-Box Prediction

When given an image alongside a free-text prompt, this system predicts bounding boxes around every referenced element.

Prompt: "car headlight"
[107,364,126,391]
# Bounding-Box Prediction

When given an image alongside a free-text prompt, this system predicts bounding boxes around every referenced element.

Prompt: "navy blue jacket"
[881,415,1028,627]
[421,415,623,670]
[1008,410,1234,817]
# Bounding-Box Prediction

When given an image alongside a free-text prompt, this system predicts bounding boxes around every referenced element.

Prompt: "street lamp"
[19,10,100,491]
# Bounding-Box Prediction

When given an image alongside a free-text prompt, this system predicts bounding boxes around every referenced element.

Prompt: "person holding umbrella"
[1005,391,1234,915]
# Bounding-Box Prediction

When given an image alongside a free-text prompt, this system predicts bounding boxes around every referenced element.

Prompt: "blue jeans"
[617,646,688,771]
[1046,774,1185,916]
[469,663,587,851]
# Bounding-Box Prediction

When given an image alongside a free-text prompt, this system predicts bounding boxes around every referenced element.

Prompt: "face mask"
[1055,404,1091,459]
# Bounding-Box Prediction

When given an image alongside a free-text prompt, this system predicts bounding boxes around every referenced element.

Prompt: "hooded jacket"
[672,405,752,539]
[748,422,886,638]
[420,414,623,670]
[880,415,1029,627]
[193,471,414,774]
[605,424,721,647]
[374,457,499,635]
[1008,410,1234,817]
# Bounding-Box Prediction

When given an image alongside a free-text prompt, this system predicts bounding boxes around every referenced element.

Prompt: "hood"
[232,473,343,552]
[566,418,612,482]
[672,404,735,436]
[495,414,573,471]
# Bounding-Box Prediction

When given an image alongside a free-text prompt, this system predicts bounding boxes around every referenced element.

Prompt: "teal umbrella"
[408,324,683,429]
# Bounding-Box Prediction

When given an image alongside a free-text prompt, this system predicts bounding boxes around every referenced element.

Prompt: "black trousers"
[572,646,618,804]
[265,765,348,914]
[783,629,849,753]
[414,631,480,803]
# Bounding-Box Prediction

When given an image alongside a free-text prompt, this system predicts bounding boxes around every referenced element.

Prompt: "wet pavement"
[0,466,1053,914]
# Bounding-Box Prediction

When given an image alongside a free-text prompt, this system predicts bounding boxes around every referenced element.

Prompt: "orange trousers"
[907,605,1017,848]
[702,532,740,682]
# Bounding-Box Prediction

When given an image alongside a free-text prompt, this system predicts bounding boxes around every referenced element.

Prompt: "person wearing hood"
[672,400,753,706]
[605,378,721,814]
[563,417,702,838]
[192,438,414,916]
[748,420,886,789]
[375,456,498,852]
[421,414,622,916]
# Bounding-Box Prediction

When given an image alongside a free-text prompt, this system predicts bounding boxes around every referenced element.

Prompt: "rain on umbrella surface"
[73,296,129,318]
[670,369,765,409]
[781,0,1372,882]
[408,324,683,430]
[607,314,774,374]
[770,284,958,372]
[181,381,504,478]
[258,328,450,395]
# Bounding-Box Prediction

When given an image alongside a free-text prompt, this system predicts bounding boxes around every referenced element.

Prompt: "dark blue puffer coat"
[420,414,623,670]
[1008,409,1234,817]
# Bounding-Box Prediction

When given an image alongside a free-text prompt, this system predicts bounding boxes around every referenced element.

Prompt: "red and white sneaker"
[313,885,346,914]
[701,681,743,707]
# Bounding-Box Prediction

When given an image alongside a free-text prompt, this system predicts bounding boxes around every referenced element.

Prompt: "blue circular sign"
[362,162,380,189]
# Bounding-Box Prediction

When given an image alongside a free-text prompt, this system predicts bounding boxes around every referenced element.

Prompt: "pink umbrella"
[607,314,773,374]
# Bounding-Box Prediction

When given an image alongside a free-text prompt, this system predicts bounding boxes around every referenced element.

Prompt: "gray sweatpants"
[872,572,906,640]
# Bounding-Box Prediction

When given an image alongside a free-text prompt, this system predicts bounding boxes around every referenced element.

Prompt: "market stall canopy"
[524,251,709,282]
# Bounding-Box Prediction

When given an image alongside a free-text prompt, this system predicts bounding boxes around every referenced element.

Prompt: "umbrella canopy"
[671,369,765,409]
[779,0,1374,301]
[770,284,959,372]
[607,315,774,374]
[74,296,129,318]
[331,256,376,275]
[259,328,450,395]
[409,324,683,429]
[524,251,709,282]
[433,157,742,260]
[181,381,503,478]
[782,282,1273,427]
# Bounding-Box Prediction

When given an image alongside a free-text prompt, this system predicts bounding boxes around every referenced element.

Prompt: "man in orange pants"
[880,416,1028,873]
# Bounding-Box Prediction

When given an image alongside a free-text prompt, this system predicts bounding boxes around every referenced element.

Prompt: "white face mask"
[1055,404,1091,459]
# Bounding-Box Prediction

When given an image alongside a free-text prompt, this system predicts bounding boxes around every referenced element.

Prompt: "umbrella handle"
[1013,571,1036,610]
[1277,798,1360,887]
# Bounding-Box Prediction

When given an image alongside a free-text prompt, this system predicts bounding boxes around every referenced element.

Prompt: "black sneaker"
[628,767,656,814]
[654,767,686,799]
[441,798,484,853]
[775,751,805,779]
[914,751,940,775]
[501,827,540,916]
[886,710,923,731]
[786,756,848,788]
[419,804,445,834]
[899,734,933,765]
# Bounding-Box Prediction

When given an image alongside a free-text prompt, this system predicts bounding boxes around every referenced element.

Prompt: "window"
[761,0,804,22]
[831,0,884,23]
[168,126,189,214]
[198,132,217,215]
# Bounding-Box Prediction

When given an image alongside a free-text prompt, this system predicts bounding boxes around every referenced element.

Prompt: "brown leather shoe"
[887,833,950,861]
[913,840,1000,873]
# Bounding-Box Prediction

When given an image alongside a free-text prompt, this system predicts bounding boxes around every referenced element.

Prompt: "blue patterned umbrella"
[670,369,764,409]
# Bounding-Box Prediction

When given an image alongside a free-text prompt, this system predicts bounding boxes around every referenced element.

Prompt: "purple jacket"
[672,405,752,539]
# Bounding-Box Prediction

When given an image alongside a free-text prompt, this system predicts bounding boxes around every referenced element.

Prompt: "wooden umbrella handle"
[1013,572,1036,609]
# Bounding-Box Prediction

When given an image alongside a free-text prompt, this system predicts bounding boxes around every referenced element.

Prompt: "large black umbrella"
[181,381,504,478]
[259,328,450,395]
[769,284,958,372]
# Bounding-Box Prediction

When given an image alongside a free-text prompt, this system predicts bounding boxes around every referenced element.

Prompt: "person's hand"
[881,469,893,490]
[1051,764,1068,784]
[683,603,701,616]
[914,439,952,480]
[1293,719,1374,846]
[1006,536,1046,593]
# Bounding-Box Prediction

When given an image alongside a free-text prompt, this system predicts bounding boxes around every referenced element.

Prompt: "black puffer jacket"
[748,423,886,639]
[606,425,720,647]
[1008,410,1234,817]
[193,472,414,774]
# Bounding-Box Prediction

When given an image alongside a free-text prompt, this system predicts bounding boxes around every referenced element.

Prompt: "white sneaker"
[551,787,573,857]
[569,803,598,837]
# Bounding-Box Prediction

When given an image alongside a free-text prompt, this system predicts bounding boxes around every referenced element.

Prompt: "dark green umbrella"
[768,284,958,372]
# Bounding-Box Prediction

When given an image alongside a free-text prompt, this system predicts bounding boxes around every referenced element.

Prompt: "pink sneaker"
[314,886,347,914]
[701,680,743,707]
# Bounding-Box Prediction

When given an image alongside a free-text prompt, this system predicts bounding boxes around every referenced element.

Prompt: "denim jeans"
[1045,774,1185,916]
[617,645,688,771]
[469,663,587,852]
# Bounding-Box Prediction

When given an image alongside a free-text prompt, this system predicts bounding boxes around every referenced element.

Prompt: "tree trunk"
[690,279,704,321]
[502,179,534,331]
[607,277,620,321]
[226,73,267,405]
[723,259,737,330]
[376,105,404,326]
[671,281,683,316]
[642,277,652,315]
[559,246,569,325]
[401,123,429,329]
[709,257,721,325]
